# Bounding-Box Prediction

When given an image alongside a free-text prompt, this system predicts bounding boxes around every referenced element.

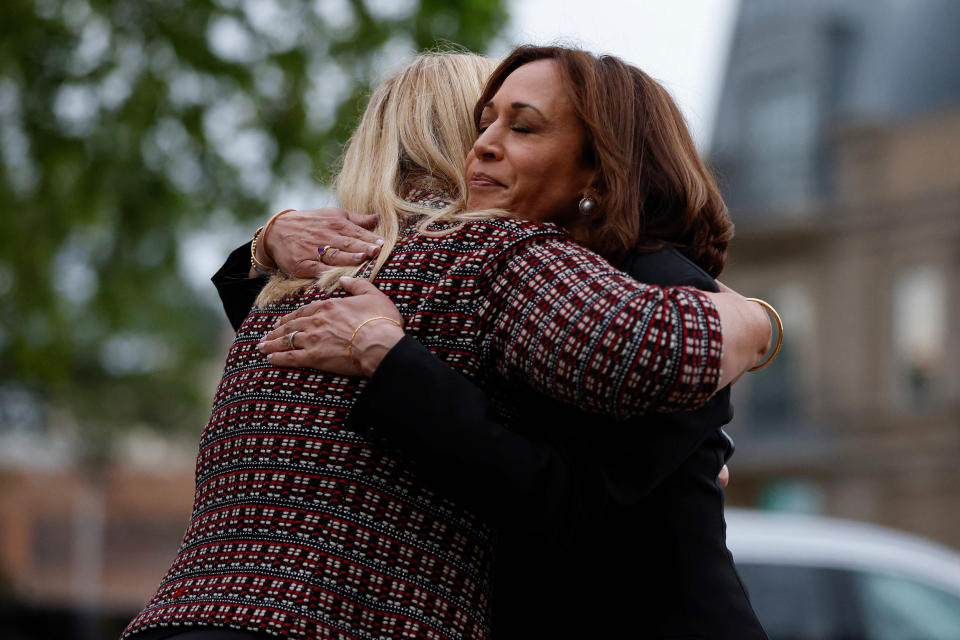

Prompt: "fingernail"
[368,245,378,253]
[266,353,273,362]
[256,342,265,350]
[339,276,352,284]
[375,238,384,246]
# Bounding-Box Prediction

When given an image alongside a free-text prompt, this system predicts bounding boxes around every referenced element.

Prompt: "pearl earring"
[578,195,597,214]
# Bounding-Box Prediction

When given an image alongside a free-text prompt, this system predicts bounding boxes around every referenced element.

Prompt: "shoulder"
[453,217,584,269]
[389,216,589,290]
[414,216,571,250]
[478,219,640,282]
[463,217,571,246]
[619,245,719,291]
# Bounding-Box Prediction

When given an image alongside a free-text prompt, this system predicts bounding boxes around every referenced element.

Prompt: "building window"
[891,265,946,409]
[743,72,817,211]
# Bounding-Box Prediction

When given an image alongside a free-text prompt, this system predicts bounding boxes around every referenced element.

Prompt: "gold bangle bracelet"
[745,297,784,372]
[250,226,274,275]
[255,208,296,273]
[348,316,402,370]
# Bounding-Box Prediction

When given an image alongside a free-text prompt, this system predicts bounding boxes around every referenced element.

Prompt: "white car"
[725,508,960,640]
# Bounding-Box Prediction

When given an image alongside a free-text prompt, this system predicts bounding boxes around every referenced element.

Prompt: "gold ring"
[745,298,783,371]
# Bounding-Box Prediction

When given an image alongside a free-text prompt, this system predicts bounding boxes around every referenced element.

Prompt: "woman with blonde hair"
[126,50,770,640]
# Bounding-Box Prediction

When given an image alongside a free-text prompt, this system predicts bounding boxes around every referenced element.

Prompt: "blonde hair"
[257,52,500,306]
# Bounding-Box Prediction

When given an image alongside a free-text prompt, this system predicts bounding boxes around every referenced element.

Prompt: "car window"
[736,563,855,639]
[854,572,960,640]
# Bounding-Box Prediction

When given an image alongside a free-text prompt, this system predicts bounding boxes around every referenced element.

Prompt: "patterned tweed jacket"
[123,200,722,640]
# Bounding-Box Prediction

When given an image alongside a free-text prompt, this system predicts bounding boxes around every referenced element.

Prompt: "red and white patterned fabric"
[123,198,721,640]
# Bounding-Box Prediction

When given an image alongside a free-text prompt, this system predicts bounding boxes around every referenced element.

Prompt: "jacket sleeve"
[480,238,723,419]
[211,242,267,332]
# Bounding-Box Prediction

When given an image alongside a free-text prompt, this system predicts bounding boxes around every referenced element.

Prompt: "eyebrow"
[481,100,545,117]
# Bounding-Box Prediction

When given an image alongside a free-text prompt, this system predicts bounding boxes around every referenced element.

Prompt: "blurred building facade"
[0,437,196,639]
[712,0,960,547]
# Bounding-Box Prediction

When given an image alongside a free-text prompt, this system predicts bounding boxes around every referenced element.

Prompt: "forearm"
[351,336,731,540]
[350,335,605,543]
[486,240,724,419]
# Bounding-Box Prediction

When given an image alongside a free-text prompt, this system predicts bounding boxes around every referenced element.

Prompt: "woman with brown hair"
[233,46,772,638]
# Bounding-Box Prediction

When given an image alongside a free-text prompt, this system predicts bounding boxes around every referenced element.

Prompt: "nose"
[472,123,502,161]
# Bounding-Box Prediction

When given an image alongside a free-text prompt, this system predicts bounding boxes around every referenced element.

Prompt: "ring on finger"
[317,245,330,260]
[287,330,300,350]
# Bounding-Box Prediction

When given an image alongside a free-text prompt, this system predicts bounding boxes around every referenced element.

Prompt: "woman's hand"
[252,208,385,278]
[257,277,405,376]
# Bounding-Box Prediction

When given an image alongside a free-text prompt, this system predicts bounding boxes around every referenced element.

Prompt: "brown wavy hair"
[476,46,733,276]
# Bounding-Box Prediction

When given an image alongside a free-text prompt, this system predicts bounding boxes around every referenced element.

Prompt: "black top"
[212,243,767,639]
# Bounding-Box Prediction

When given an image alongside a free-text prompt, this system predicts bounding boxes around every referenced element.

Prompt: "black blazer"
[213,244,767,639]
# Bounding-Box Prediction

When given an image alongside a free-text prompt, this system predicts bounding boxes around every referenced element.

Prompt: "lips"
[469,171,505,188]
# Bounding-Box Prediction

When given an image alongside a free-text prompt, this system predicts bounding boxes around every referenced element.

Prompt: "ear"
[583,169,601,196]
[577,172,602,203]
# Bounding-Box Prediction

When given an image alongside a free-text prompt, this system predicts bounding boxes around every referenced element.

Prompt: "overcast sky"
[502,0,740,150]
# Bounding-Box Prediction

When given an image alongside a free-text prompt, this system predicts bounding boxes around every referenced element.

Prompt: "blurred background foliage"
[0,0,507,455]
